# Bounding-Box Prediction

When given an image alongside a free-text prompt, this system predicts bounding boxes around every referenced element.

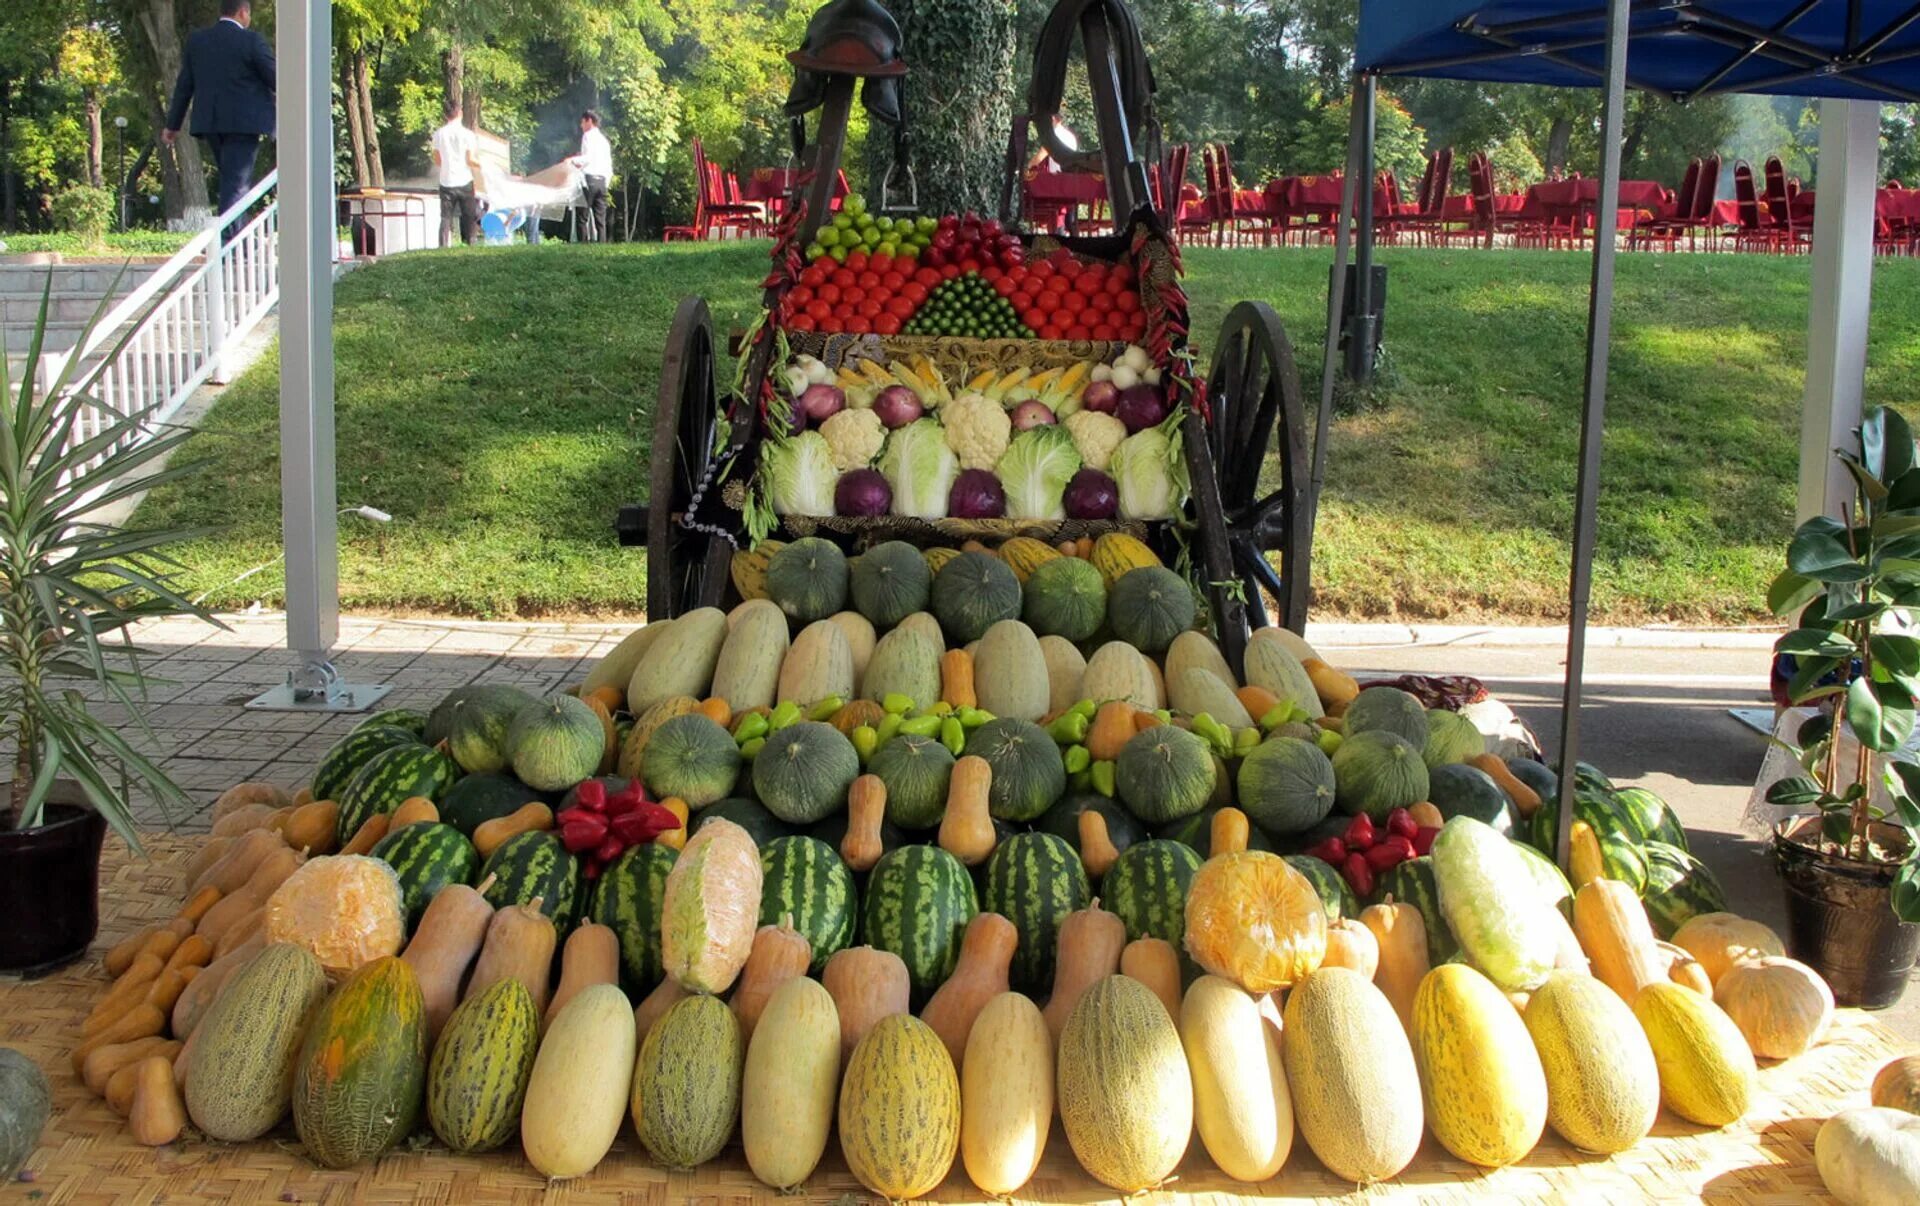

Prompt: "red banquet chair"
[1764,157,1811,253]
[1731,160,1778,253]
[1631,157,1700,251]
[663,139,765,241]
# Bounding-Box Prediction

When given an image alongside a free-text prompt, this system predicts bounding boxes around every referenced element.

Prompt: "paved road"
[1330,636,1920,1041]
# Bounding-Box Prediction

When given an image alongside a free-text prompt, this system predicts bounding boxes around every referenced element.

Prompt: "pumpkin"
[1119,937,1183,1021]
[1041,900,1128,1044]
[1713,956,1834,1060]
[1670,912,1785,984]
[1183,851,1326,994]
[1107,566,1195,654]
[1873,1055,1920,1114]
[1816,1107,1920,1205]
[1322,917,1380,979]
[921,913,1016,1068]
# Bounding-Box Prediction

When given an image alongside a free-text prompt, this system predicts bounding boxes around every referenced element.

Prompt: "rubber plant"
[0,272,219,850]
[1764,404,1920,923]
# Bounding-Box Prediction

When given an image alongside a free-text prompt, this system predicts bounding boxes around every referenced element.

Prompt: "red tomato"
[1041,323,1068,341]
[881,271,906,290]
[788,286,814,306]
[982,265,1003,283]
[915,267,943,287]
[941,263,962,279]
[845,250,870,272]
[1092,323,1118,341]
[1115,290,1142,314]
[1067,324,1094,341]
[846,315,872,334]
[993,277,1017,297]
[1036,289,1063,312]
[801,264,831,287]
[875,313,903,335]
[842,287,866,305]
[1088,292,1115,314]
[902,282,929,303]
[820,316,845,334]
[787,314,817,332]
[1076,266,1106,290]
[886,295,917,318]
[857,298,883,319]
[1106,272,1130,296]
[1053,259,1081,283]
[1020,307,1046,329]
[814,283,842,304]
[833,267,857,287]
[1010,290,1033,310]
[857,271,882,290]
[870,253,895,274]
[959,258,983,274]
[1111,263,1136,286]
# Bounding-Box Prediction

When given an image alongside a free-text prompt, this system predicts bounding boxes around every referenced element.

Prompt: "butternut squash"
[190,827,284,897]
[161,933,214,976]
[923,913,1017,1067]
[1362,900,1429,1033]
[939,754,997,866]
[209,801,280,838]
[104,923,165,977]
[1658,940,1714,996]
[171,936,262,1039]
[141,967,199,1018]
[339,812,390,856]
[1471,754,1540,816]
[291,786,315,808]
[657,797,689,850]
[823,946,910,1063]
[105,1059,148,1116]
[1574,878,1666,1004]
[1210,807,1251,856]
[582,684,624,716]
[1077,810,1120,880]
[213,907,265,959]
[72,1003,166,1074]
[82,1035,179,1096]
[1322,917,1380,979]
[176,885,223,926]
[633,976,689,1040]
[730,918,814,1042]
[464,897,557,1016]
[388,796,439,829]
[471,802,552,858]
[545,922,621,1030]
[401,873,497,1040]
[184,835,236,888]
[85,952,165,1034]
[195,843,304,945]
[1088,701,1137,762]
[1120,937,1182,1021]
[1041,899,1127,1044]
[128,1056,187,1146]
[212,781,291,820]
[841,774,888,872]
[1301,657,1360,712]
[1407,801,1445,830]
[941,649,978,709]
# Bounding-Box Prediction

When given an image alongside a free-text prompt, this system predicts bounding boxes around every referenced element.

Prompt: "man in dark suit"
[162,0,277,215]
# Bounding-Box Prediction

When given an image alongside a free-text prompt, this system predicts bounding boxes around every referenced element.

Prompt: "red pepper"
[605,780,650,817]
[1341,851,1375,899]
[1305,837,1346,866]
[1342,813,1376,851]
[1379,834,1417,863]
[1412,826,1440,857]
[1385,808,1418,841]
[559,812,609,853]
[610,801,681,847]
[1363,842,1406,873]
[593,836,625,865]
[572,779,608,812]
[582,858,604,880]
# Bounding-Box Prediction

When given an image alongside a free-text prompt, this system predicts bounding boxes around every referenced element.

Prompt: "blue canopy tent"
[1320,0,1920,861]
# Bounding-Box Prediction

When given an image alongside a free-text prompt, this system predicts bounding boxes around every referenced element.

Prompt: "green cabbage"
[1110,425,1188,520]
[764,430,838,516]
[994,425,1082,520]
[879,419,960,519]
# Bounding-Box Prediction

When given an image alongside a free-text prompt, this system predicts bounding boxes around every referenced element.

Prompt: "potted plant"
[0,275,217,974]
[1765,404,1920,1008]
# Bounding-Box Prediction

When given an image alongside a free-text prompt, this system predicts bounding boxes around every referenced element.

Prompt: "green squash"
[1343,686,1430,748]
[1022,555,1107,641]
[1106,566,1195,654]
[752,721,860,824]
[640,713,742,808]
[1330,729,1430,820]
[1235,736,1337,835]
[766,536,851,624]
[506,694,604,792]
[963,717,1067,823]
[1115,724,1215,825]
[1422,707,1485,767]
[867,733,955,829]
[931,551,1022,644]
[850,540,932,629]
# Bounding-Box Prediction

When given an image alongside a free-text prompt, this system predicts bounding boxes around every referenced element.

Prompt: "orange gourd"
[171,938,260,1039]
[1077,810,1120,879]
[1407,801,1445,830]
[582,684,624,715]
[1235,685,1280,721]
[656,797,690,850]
[545,922,621,1030]
[210,801,281,838]
[195,844,304,945]
[1209,808,1250,856]
[464,897,558,1017]
[823,946,910,1063]
[339,812,390,856]
[1657,940,1713,996]
[633,977,689,1040]
[1088,701,1137,761]
[140,968,199,1019]
[730,918,815,1042]
[831,698,887,735]
[184,836,236,887]
[922,913,1017,1067]
[1300,658,1360,712]
[71,1003,165,1075]
[472,802,553,858]
[941,649,978,709]
[213,781,291,820]
[104,925,165,978]
[939,755,997,866]
[1321,917,1380,979]
[842,774,888,872]
[1360,899,1428,1033]
[1470,754,1540,816]
[279,800,339,853]
[1568,821,1607,890]
[1713,956,1834,1059]
[583,694,620,774]
[1573,878,1666,1004]
[1183,851,1327,994]
[176,886,224,927]
[388,797,439,829]
[82,1035,179,1096]
[128,1055,187,1146]
[1119,937,1182,1021]
[402,873,497,1040]
[214,908,265,959]
[696,696,733,728]
[1041,900,1128,1044]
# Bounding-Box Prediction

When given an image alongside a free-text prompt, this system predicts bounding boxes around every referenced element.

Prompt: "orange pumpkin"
[1182,851,1326,994]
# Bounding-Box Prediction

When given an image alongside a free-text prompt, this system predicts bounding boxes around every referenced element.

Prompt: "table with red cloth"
[742,167,849,218]
[1521,178,1671,231]
[1023,169,1107,230]
[1439,193,1527,220]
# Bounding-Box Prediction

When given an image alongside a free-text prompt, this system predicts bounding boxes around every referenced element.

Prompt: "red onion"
[799,383,846,422]
[1009,400,1056,430]
[1063,468,1118,519]
[872,385,923,429]
[1081,380,1120,414]
[1114,384,1169,433]
[948,469,1006,518]
[834,468,892,516]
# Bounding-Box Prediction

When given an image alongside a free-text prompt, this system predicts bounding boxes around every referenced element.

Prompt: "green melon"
[981,832,1092,994]
[506,694,604,792]
[438,772,555,837]
[1236,736,1338,835]
[1343,686,1430,748]
[1331,729,1430,820]
[0,1048,51,1180]
[184,945,331,1142]
[479,830,583,934]
[758,835,857,973]
[1115,724,1215,825]
[1510,840,1574,916]
[427,978,537,1153]
[694,798,795,848]
[859,844,979,998]
[963,717,1067,823]
[850,541,932,629]
[1284,853,1359,922]
[1156,806,1276,855]
[1426,763,1518,837]
[641,713,742,808]
[752,721,860,824]
[290,957,427,1169]
[632,994,745,1168]
[445,686,535,775]
[1101,839,1201,949]
[426,685,535,746]
[1639,840,1728,938]
[1106,566,1194,654]
[590,842,678,993]
[1422,708,1485,767]
[767,536,851,624]
[867,734,955,829]
[931,551,1022,644]
[370,822,478,930]
[1022,555,1107,641]
[1036,793,1148,862]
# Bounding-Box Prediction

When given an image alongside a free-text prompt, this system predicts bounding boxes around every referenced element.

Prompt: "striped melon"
[615,695,701,780]
[185,944,331,1142]
[507,694,604,792]
[480,830,582,934]
[445,686,535,774]
[334,742,459,844]
[741,977,841,1190]
[428,978,539,1153]
[859,844,978,998]
[589,842,677,994]
[631,994,745,1168]
[710,600,789,713]
[1107,566,1195,655]
[981,832,1091,994]
[838,1014,960,1201]
[1102,839,1202,950]
[753,721,861,825]
[997,535,1062,582]
[1282,966,1423,1184]
[758,836,857,973]
[931,551,1023,644]
[1410,964,1548,1167]
[355,707,427,738]
[767,537,851,624]
[370,821,477,930]
[291,956,428,1168]
[1089,531,1160,588]
[1521,970,1659,1153]
[627,607,729,713]
[1058,975,1193,1192]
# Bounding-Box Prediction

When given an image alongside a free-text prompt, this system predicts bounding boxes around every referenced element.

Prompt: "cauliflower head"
[819,407,886,471]
[942,392,1012,472]
[1063,410,1127,471]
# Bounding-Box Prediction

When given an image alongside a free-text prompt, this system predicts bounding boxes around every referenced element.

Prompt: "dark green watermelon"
[1427,764,1518,836]
[1284,854,1359,923]
[370,822,477,929]
[699,798,796,848]
[480,830,583,934]
[1156,807,1276,856]
[858,844,978,1000]
[1504,758,1559,810]
[1613,786,1689,851]
[980,832,1090,994]
[438,772,555,837]
[758,836,857,973]
[335,743,460,844]
[590,842,677,993]
[311,725,420,807]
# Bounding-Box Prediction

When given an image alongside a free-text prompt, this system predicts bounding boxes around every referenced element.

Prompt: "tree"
[0,0,69,229]
[882,0,1019,217]
[60,24,119,189]
[115,0,210,219]
[336,0,426,187]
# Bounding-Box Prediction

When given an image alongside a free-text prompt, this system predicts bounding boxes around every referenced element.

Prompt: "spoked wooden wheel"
[1203,300,1312,638]
[647,297,732,619]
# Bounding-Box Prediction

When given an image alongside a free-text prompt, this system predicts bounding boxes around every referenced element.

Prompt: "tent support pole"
[1346,76,1378,383]
[1309,77,1367,534]
[1554,0,1630,868]
[1800,97,1880,525]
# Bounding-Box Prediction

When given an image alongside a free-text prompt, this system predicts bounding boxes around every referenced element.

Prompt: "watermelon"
[931,551,1022,644]
[1022,556,1107,641]
[590,842,678,994]
[1036,794,1148,861]
[850,541,931,629]
[335,743,460,844]
[426,685,536,745]
[758,836,857,973]
[641,714,742,808]
[507,695,605,792]
[438,773,555,837]
[1612,786,1689,851]
[1426,763,1518,836]
[766,536,851,624]
[354,708,427,739]
[1343,686,1430,748]
[312,725,420,807]
[1284,854,1359,922]
[370,822,478,929]
[753,721,860,824]
[1504,758,1559,810]
[695,798,794,848]
[1101,839,1201,949]
[1573,762,1614,793]
[445,687,534,775]
[1115,725,1215,826]
[1106,566,1195,654]
[1236,736,1337,835]
[859,844,978,999]
[1331,730,1429,820]
[1529,785,1635,856]
[1597,830,1650,896]
[1639,840,1728,938]
[980,832,1091,994]
[1157,807,1275,856]
[867,734,955,830]
[480,830,583,934]
[964,718,1067,823]
[1374,855,1458,966]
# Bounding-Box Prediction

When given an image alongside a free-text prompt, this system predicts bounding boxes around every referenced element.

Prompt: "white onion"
[1121,345,1152,374]
[1110,363,1140,391]
[1091,364,1114,383]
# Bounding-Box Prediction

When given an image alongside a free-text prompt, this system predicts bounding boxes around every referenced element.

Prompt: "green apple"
[817,227,841,247]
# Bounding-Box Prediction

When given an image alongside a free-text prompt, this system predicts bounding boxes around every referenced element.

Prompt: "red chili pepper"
[1342,813,1376,851]
[604,780,649,817]
[559,813,609,853]
[1412,826,1441,857]
[1341,851,1375,899]
[1385,808,1418,841]
[593,836,625,865]
[1364,842,1406,873]
[572,779,608,813]
[610,801,680,847]
[1379,834,1418,863]
[1305,837,1347,866]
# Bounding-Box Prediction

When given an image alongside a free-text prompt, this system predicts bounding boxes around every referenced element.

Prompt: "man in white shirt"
[572,110,613,242]
[431,99,480,247]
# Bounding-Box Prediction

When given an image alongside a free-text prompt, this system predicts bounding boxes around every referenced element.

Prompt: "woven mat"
[4,836,1913,1204]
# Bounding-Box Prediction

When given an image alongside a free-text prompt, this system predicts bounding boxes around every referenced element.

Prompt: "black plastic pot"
[0,784,108,976]
[1773,816,1920,1009]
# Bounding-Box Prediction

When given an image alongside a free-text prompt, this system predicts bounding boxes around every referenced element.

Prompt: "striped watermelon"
[427,977,538,1153]
[1283,854,1359,922]
[425,684,535,745]
[480,830,583,934]
[1613,786,1690,851]
[981,832,1090,994]
[1639,840,1728,938]
[1528,785,1634,856]
[334,743,461,844]
[1374,855,1459,966]
[758,836,856,973]
[353,708,427,739]
[1598,830,1650,896]
[311,725,420,807]
[1101,839,1201,949]
[859,844,978,999]
[370,822,478,930]
[590,843,678,993]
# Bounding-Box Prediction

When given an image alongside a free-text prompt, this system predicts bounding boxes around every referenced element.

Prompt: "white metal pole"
[204,210,229,385]
[1800,98,1881,524]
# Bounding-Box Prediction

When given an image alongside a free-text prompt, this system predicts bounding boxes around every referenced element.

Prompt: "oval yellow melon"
[1633,980,1756,1128]
[838,1014,959,1201]
[1410,963,1548,1167]
[1281,966,1423,1184]
[1058,975,1193,1192]
[741,977,839,1189]
[519,984,636,1180]
[960,992,1054,1197]
[1522,969,1659,1153]
[1180,975,1293,1182]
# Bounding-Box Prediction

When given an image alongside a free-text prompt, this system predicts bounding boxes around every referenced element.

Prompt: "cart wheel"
[1204,301,1311,637]
[648,297,732,619]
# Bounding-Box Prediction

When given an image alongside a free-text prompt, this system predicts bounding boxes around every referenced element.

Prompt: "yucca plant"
[0,271,220,850]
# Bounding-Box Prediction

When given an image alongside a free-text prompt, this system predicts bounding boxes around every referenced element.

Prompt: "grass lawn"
[132,239,1920,622]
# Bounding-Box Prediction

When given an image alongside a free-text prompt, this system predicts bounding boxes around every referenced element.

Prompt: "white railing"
[46,170,279,478]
